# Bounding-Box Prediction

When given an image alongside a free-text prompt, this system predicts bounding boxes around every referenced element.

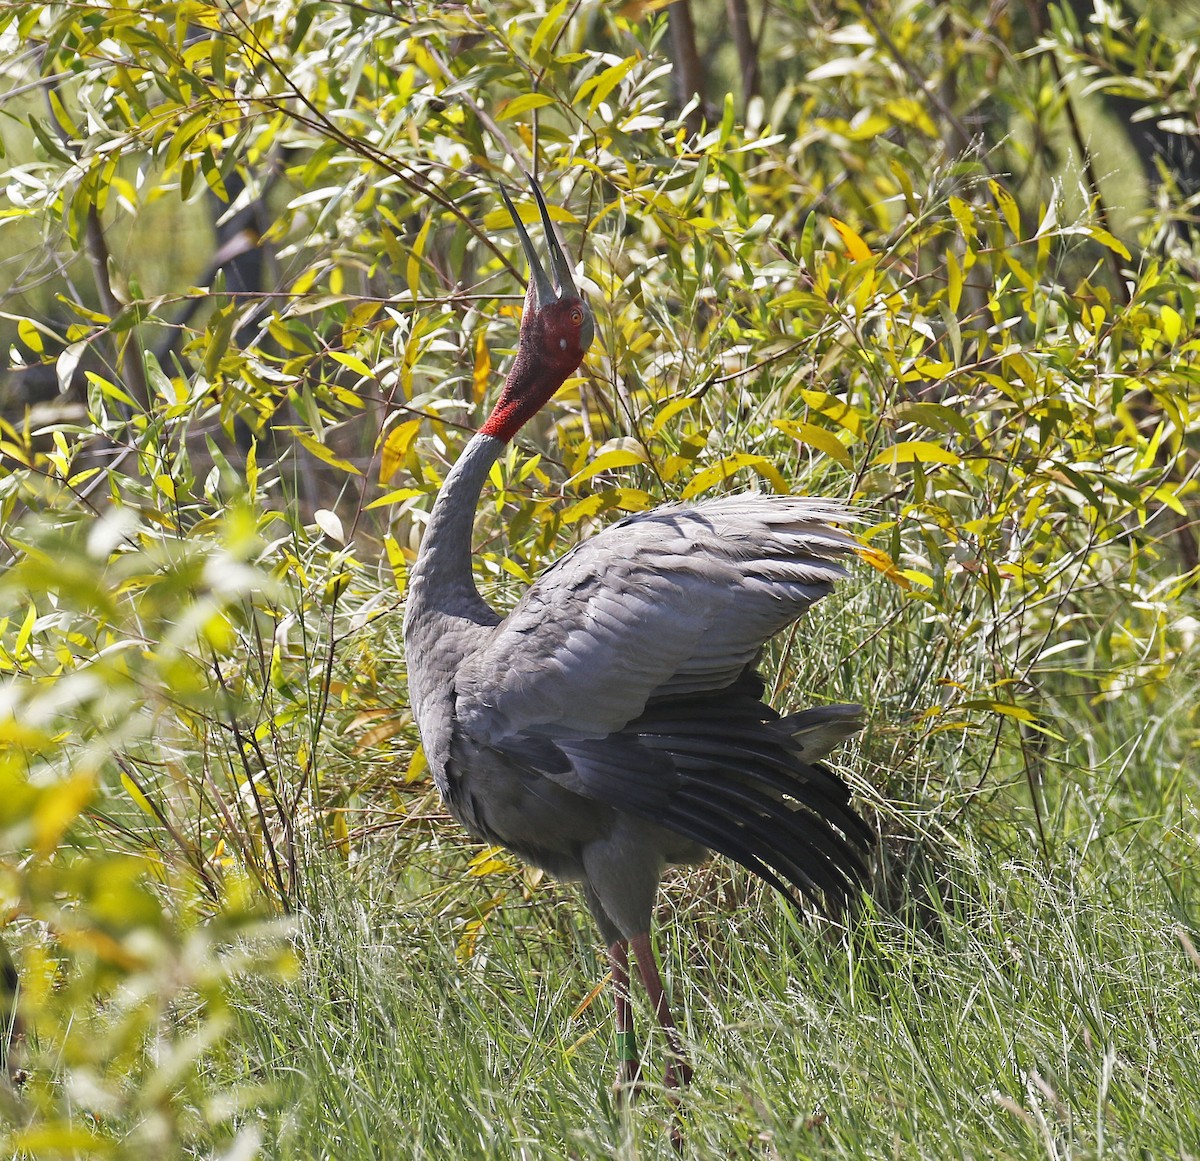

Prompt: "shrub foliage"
[0,0,1196,1153]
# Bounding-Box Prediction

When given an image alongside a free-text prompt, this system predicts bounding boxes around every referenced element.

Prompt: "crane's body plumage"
[401,178,869,1096]
[404,428,867,939]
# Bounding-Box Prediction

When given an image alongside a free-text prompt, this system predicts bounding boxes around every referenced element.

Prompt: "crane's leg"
[629,931,693,1090]
[608,939,641,1089]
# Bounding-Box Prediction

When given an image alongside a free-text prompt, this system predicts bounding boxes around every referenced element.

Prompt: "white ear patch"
[560,338,567,350]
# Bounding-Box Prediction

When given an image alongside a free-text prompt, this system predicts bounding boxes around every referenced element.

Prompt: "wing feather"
[471,668,870,906]
[455,496,856,743]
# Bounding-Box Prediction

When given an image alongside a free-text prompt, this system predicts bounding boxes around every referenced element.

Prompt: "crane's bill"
[523,172,581,300]
[498,173,581,308]
[498,182,557,312]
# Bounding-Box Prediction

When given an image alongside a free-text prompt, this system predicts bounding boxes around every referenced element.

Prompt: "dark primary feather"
[473,667,870,910]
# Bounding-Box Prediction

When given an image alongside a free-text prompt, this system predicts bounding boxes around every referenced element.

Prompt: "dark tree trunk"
[725,0,760,108]
[668,0,706,134]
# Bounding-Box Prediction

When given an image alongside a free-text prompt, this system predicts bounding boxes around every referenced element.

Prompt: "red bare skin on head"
[480,297,591,442]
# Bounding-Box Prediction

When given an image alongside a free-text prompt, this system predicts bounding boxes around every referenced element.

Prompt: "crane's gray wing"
[453,496,867,906]
[454,495,856,743]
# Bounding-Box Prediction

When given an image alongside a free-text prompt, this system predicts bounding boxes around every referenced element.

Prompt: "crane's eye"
[570,306,583,325]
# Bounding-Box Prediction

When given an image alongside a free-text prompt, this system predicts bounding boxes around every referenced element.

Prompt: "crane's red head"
[480,177,594,442]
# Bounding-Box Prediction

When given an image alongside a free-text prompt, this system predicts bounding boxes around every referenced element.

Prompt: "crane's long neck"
[408,336,572,619]
[409,431,505,619]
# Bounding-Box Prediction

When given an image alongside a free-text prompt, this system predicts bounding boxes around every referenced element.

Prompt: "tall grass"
[208,642,1200,1160]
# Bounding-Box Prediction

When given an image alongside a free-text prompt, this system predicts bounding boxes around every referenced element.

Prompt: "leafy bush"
[0,0,1196,1154]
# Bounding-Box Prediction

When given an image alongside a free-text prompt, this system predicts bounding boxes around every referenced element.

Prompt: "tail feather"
[780,703,864,760]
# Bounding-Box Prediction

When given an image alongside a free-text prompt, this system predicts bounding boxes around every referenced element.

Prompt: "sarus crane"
[403,175,870,1093]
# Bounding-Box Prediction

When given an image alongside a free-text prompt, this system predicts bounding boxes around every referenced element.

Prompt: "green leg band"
[617,1030,639,1062]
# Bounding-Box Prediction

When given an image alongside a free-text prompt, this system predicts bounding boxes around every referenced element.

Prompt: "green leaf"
[408,212,434,300]
[892,402,972,437]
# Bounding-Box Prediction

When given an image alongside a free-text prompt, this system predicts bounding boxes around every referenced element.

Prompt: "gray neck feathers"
[406,432,504,620]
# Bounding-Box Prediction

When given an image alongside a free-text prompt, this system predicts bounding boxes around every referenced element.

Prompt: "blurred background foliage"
[0,0,1197,1154]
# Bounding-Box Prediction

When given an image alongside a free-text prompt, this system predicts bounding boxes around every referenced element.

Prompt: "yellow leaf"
[285,428,363,475]
[1160,305,1182,345]
[468,846,517,876]
[567,447,647,488]
[559,494,609,525]
[34,771,94,855]
[10,1126,110,1154]
[680,453,785,500]
[570,975,610,1021]
[121,772,157,817]
[530,0,568,57]
[386,535,407,592]
[857,546,910,589]
[576,56,639,116]
[773,419,853,468]
[365,486,422,510]
[405,743,427,783]
[798,388,865,435]
[988,180,1021,237]
[497,92,556,120]
[379,419,421,485]
[330,350,373,378]
[962,699,1037,723]
[482,201,577,232]
[872,441,962,467]
[0,716,55,748]
[332,809,350,859]
[947,248,963,313]
[473,329,491,402]
[352,717,409,752]
[948,196,975,238]
[456,917,486,964]
[17,318,44,354]
[13,601,36,656]
[561,488,653,522]
[901,568,934,589]
[649,395,697,437]
[1085,224,1131,261]
[1152,484,1186,516]
[829,217,873,262]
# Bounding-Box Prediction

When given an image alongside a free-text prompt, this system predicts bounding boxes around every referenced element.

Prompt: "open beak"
[499,173,582,311]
